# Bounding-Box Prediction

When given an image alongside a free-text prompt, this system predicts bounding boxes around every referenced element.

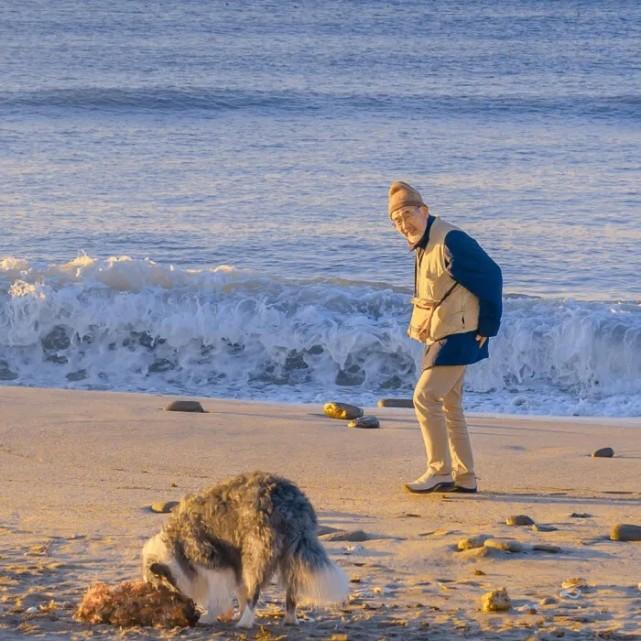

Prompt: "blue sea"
[1,1,640,416]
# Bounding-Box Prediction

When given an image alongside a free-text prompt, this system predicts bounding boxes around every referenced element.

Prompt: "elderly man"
[388,181,502,493]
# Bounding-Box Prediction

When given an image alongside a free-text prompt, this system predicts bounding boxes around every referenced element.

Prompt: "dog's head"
[142,533,187,594]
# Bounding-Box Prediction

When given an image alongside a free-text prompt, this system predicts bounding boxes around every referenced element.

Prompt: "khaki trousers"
[412,365,475,484]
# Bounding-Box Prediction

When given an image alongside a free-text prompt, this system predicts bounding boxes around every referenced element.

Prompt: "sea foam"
[1,255,640,417]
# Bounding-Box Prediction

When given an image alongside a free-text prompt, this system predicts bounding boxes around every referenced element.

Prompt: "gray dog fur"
[142,471,348,628]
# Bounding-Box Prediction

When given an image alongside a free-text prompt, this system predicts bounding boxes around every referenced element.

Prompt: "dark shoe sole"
[404,481,455,494]
[452,485,478,493]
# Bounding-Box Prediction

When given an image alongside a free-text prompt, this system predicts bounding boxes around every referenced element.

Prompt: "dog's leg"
[284,588,298,625]
[236,587,259,628]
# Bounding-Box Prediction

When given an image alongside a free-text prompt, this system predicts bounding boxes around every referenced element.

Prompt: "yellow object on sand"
[481,588,512,612]
[323,402,363,420]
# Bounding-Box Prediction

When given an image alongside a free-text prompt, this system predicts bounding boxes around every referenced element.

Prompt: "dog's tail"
[289,533,349,605]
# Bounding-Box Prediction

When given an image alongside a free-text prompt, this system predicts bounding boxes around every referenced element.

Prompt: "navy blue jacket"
[415,217,503,369]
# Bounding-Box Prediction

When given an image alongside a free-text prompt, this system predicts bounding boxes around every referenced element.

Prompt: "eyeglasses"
[390,207,417,227]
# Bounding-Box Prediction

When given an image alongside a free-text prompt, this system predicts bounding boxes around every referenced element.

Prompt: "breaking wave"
[1,255,640,416]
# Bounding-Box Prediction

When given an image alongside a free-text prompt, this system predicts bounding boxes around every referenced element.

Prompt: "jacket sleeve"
[443,230,503,337]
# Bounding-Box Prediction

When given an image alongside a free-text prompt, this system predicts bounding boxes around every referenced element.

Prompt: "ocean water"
[1,1,640,415]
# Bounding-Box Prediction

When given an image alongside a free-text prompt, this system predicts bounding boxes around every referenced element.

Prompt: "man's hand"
[475,335,488,348]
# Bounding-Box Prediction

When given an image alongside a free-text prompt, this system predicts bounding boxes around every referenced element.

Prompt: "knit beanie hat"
[388,181,425,216]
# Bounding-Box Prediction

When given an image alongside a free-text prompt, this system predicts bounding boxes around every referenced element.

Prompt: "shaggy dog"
[142,471,348,628]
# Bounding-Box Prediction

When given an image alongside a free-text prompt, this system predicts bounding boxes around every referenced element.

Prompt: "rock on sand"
[165,400,205,413]
[610,523,641,541]
[323,402,364,420]
[481,588,512,612]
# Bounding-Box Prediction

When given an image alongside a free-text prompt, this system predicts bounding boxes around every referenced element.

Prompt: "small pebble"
[150,501,179,514]
[506,515,535,526]
[532,524,558,532]
[610,523,641,541]
[592,447,614,458]
[474,569,486,576]
[569,512,591,518]
[540,596,558,606]
[347,415,380,429]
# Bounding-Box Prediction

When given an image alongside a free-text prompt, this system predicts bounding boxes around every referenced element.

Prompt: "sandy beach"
[1,386,640,640]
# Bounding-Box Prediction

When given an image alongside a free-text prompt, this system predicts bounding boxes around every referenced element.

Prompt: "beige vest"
[408,217,480,344]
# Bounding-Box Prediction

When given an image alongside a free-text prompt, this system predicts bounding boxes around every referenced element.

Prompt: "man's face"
[390,205,428,246]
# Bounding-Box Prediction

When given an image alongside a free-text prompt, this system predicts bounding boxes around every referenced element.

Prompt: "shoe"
[404,473,455,494]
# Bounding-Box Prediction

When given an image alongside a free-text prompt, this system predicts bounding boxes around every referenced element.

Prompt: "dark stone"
[66,369,87,382]
[610,523,641,541]
[323,402,364,420]
[149,359,175,373]
[41,325,71,351]
[592,447,614,458]
[348,415,380,429]
[570,513,592,519]
[377,398,414,408]
[165,400,205,413]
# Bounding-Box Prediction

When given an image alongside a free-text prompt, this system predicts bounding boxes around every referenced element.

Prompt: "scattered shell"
[323,402,364,420]
[481,588,512,612]
[592,447,614,458]
[506,515,535,526]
